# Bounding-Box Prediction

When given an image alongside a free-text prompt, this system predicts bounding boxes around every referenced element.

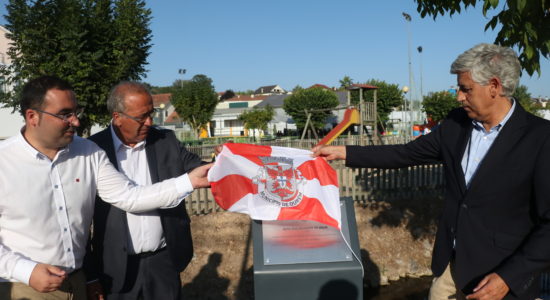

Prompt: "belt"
[129,247,166,259]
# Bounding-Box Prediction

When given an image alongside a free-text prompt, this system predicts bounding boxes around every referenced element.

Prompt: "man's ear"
[488,77,502,98]
[25,109,39,127]
[112,112,121,126]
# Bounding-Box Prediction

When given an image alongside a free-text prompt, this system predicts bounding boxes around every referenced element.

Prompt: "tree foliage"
[0,0,152,136]
[513,84,539,116]
[238,105,275,139]
[220,89,236,101]
[414,0,550,76]
[421,91,461,122]
[171,74,218,138]
[339,75,354,89]
[350,79,405,126]
[283,87,339,130]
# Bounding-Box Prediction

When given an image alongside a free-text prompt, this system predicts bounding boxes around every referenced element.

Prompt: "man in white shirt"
[84,82,205,300]
[0,76,211,300]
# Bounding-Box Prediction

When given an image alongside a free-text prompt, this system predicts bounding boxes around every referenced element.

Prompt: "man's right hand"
[311,145,346,161]
[189,163,213,188]
[28,263,66,293]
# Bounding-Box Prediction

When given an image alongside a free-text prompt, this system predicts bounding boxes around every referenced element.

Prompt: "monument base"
[253,197,363,300]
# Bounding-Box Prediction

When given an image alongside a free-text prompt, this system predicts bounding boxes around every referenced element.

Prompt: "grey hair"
[107,81,151,114]
[450,43,521,98]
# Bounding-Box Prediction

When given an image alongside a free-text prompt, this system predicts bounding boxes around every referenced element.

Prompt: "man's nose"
[144,115,153,126]
[456,91,466,103]
[69,116,80,127]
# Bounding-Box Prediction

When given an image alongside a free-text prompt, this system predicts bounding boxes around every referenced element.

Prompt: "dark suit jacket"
[84,126,203,293]
[346,104,550,299]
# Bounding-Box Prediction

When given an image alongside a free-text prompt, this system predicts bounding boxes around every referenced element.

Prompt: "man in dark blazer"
[313,44,550,300]
[84,82,204,300]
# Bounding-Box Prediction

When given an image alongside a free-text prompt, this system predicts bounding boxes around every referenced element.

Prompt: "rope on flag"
[208,143,341,229]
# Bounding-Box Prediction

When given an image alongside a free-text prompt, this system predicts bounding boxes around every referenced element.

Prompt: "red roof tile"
[152,93,171,107]
[308,84,331,90]
[164,111,181,123]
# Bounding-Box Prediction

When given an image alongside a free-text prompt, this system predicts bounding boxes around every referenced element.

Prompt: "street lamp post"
[402,86,409,136]
[178,68,186,88]
[403,12,415,136]
[417,45,424,125]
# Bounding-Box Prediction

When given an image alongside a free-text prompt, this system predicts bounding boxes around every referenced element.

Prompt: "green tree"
[238,105,275,140]
[339,75,354,89]
[421,91,460,122]
[149,85,177,94]
[350,79,405,127]
[0,0,152,136]
[414,0,550,76]
[513,84,540,116]
[171,74,218,138]
[235,90,255,95]
[220,89,236,101]
[283,87,339,131]
[291,85,304,93]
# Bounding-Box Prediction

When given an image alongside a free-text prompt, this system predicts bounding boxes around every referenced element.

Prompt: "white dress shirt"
[0,131,194,285]
[111,126,166,254]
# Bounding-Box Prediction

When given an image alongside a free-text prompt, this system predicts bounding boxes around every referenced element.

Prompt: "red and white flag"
[208,143,341,229]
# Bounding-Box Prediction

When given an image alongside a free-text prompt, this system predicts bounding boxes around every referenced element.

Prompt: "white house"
[211,94,267,136]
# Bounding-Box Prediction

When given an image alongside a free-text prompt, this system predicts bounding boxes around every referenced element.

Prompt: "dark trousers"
[106,248,181,300]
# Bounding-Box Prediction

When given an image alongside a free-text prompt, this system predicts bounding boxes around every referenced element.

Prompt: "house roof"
[152,93,171,107]
[256,91,348,109]
[308,84,331,90]
[164,111,181,124]
[347,84,378,90]
[254,85,280,94]
[255,94,289,108]
[224,94,268,102]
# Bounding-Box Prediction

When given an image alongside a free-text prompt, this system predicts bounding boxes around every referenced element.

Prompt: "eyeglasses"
[118,109,157,124]
[34,108,84,123]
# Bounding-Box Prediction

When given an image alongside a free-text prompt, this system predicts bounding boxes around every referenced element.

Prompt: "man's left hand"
[465,273,509,300]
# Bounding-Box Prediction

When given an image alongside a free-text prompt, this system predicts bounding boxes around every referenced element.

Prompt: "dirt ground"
[180,196,441,299]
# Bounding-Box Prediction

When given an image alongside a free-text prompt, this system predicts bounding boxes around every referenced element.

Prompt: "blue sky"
[1,0,549,98]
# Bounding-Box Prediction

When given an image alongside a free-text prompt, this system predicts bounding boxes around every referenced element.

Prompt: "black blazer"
[346,104,550,299]
[84,126,203,293]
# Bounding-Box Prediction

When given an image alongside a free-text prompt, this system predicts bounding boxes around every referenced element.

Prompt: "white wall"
[0,107,24,139]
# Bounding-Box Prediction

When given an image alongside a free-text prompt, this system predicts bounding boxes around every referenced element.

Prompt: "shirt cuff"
[12,259,37,285]
[165,174,194,209]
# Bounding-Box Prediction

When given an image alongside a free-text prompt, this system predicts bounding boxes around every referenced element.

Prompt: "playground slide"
[316,108,360,146]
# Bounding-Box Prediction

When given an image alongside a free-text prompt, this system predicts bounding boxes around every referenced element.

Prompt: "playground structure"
[301,84,379,146]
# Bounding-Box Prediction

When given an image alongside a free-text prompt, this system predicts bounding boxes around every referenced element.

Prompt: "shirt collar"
[472,99,516,132]
[110,122,146,151]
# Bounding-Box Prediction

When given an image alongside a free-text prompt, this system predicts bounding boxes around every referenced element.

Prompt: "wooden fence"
[185,135,413,162]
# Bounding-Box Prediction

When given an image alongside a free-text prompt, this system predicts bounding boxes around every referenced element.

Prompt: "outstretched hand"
[311,145,346,161]
[189,163,213,189]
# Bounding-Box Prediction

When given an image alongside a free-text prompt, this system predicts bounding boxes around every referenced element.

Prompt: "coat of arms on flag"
[208,143,341,229]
